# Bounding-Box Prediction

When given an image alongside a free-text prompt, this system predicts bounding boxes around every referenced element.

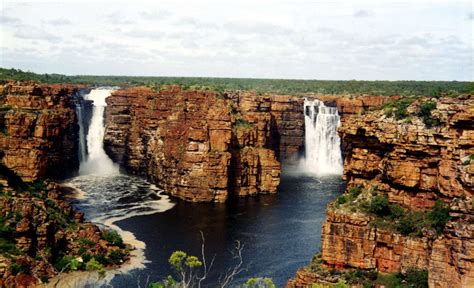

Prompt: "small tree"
[149,231,247,288]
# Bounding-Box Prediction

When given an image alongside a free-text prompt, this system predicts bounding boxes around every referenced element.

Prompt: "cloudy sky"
[0,0,472,80]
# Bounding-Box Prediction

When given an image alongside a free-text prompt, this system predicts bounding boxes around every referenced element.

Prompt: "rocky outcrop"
[288,95,474,287]
[0,175,129,287]
[231,92,305,162]
[0,82,129,287]
[104,87,289,202]
[315,94,400,116]
[0,83,83,181]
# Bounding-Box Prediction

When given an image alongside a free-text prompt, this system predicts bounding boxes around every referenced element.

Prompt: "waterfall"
[75,104,87,163]
[79,88,119,176]
[303,99,343,175]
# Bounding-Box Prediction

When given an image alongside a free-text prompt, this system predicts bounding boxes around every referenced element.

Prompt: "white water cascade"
[78,89,119,176]
[303,99,343,175]
[75,103,87,163]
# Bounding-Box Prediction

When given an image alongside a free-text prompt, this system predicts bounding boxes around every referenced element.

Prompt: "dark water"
[93,172,344,287]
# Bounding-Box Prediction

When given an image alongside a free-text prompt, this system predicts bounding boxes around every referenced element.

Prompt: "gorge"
[0,81,472,287]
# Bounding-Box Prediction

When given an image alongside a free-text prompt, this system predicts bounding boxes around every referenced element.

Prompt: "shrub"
[81,253,92,263]
[343,269,378,285]
[78,237,96,247]
[40,275,49,283]
[243,277,276,288]
[384,98,414,120]
[85,258,105,276]
[336,195,347,205]
[108,250,125,265]
[367,195,391,216]
[0,238,20,255]
[9,261,30,275]
[233,118,252,129]
[102,230,124,247]
[348,186,362,201]
[418,101,441,127]
[54,255,73,272]
[403,268,428,288]
[376,273,403,287]
[396,211,426,237]
[428,200,450,234]
[149,275,177,288]
[94,253,110,265]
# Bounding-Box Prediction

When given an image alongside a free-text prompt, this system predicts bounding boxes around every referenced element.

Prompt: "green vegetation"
[149,248,274,288]
[383,98,442,127]
[365,196,451,237]
[309,253,428,288]
[101,229,124,247]
[85,258,106,276]
[10,261,31,275]
[334,186,362,208]
[333,185,451,237]
[243,278,276,288]
[233,118,253,129]
[383,98,415,120]
[108,250,125,265]
[1,67,473,96]
[78,237,96,247]
[418,101,441,127]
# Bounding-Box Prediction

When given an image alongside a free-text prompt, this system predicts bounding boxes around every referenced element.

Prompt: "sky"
[0,0,472,80]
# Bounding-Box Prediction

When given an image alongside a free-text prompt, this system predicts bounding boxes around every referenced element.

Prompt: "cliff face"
[0,177,129,287]
[0,83,82,181]
[0,82,128,287]
[104,87,302,202]
[289,95,474,287]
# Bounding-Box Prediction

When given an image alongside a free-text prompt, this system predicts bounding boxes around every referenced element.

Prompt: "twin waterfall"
[303,99,343,175]
[76,89,119,175]
[75,90,342,177]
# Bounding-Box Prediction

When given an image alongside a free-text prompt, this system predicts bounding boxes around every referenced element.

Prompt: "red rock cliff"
[288,95,474,287]
[0,83,81,181]
[104,86,303,202]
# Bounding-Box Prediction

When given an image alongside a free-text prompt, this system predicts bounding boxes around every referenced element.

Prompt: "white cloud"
[0,0,471,80]
[42,18,72,26]
[353,9,374,17]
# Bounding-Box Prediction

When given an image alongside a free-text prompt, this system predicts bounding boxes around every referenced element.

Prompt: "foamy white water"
[302,99,343,175]
[63,88,176,287]
[79,89,119,176]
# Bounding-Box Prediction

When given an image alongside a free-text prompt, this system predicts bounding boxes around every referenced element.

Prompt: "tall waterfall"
[303,99,343,175]
[79,89,119,176]
[76,104,87,163]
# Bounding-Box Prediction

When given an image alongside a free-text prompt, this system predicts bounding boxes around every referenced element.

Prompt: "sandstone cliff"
[0,172,129,287]
[0,83,83,181]
[288,95,474,288]
[104,86,303,202]
[0,82,128,287]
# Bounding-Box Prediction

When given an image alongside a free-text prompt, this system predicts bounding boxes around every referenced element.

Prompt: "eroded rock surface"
[289,95,474,288]
[104,87,303,202]
[0,83,82,181]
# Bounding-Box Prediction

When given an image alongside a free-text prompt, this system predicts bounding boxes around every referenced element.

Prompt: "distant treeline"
[1,67,472,96]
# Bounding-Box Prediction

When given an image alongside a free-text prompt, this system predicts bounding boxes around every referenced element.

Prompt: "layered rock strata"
[104,87,295,202]
[0,83,83,181]
[289,95,474,287]
[0,176,129,287]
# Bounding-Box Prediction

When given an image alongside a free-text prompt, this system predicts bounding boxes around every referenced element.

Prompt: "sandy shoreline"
[36,183,155,288]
